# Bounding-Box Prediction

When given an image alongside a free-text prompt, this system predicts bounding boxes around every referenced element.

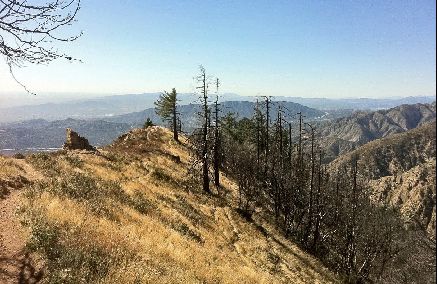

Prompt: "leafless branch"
[0,0,82,93]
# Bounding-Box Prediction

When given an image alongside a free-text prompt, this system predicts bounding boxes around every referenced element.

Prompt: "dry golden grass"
[0,156,22,178]
[12,127,339,283]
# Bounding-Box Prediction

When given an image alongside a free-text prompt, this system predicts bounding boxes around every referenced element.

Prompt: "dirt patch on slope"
[0,190,43,283]
[0,158,44,283]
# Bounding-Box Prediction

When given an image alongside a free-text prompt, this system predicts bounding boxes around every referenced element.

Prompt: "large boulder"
[63,128,96,151]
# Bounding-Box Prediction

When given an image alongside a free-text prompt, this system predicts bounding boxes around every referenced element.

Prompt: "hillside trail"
[0,161,43,284]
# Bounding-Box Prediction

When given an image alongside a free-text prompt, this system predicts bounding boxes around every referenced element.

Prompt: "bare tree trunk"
[197,66,210,193]
[173,102,178,142]
[288,123,292,165]
[256,100,261,167]
[346,157,358,279]
[265,97,271,164]
[304,125,315,246]
[213,128,220,187]
[213,80,221,187]
[312,150,322,252]
[298,112,302,169]
[278,107,283,170]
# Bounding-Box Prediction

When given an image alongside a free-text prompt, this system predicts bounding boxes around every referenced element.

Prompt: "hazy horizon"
[0,91,435,109]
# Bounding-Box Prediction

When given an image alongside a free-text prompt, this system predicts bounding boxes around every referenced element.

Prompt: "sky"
[0,0,435,100]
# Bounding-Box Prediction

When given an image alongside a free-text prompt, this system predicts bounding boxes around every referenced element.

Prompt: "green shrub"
[23,180,48,200]
[143,117,155,128]
[44,173,118,219]
[26,217,113,283]
[171,222,203,244]
[103,152,127,171]
[129,191,156,215]
[26,153,60,176]
[151,168,171,181]
[0,184,9,199]
[64,155,84,168]
[12,152,25,159]
[151,168,179,187]
[50,173,100,200]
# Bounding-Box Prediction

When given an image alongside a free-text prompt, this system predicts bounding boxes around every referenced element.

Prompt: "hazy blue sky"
[0,0,435,98]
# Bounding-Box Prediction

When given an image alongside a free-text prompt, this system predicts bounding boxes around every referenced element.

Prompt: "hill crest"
[318,102,436,161]
[0,126,338,283]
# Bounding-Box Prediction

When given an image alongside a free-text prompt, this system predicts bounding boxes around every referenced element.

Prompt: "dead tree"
[311,148,324,252]
[255,99,262,166]
[195,65,210,193]
[297,112,303,168]
[264,96,271,162]
[288,122,293,164]
[277,106,284,169]
[212,78,221,187]
[303,122,316,246]
[346,156,359,280]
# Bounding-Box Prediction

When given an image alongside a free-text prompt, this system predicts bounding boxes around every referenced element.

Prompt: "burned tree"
[263,96,272,163]
[195,65,210,193]
[303,122,316,247]
[218,100,409,282]
[212,78,221,187]
[188,67,224,193]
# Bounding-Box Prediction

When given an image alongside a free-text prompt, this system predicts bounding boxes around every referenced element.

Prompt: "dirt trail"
[0,180,42,283]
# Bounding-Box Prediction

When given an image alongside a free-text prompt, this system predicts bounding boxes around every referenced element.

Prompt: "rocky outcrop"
[63,128,96,151]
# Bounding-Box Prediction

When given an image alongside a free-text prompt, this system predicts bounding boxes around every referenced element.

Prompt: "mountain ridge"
[106,100,326,129]
[0,93,434,123]
[0,101,324,152]
[318,102,436,161]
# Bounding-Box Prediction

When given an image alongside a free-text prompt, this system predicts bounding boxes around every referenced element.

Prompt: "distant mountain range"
[0,101,324,151]
[106,101,326,130]
[0,92,434,123]
[317,102,436,161]
[1,100,435,154]
[0,118,131,150]
[277,96,435,110]
[0,93,239,123]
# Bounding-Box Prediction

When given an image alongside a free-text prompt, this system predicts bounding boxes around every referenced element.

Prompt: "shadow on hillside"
[0,187,10,199]
[0,251,43,284]
[0,176,30,200]
[255,221,338,283]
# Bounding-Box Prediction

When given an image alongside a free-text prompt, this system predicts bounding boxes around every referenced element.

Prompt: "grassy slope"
[1,127,338,283]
